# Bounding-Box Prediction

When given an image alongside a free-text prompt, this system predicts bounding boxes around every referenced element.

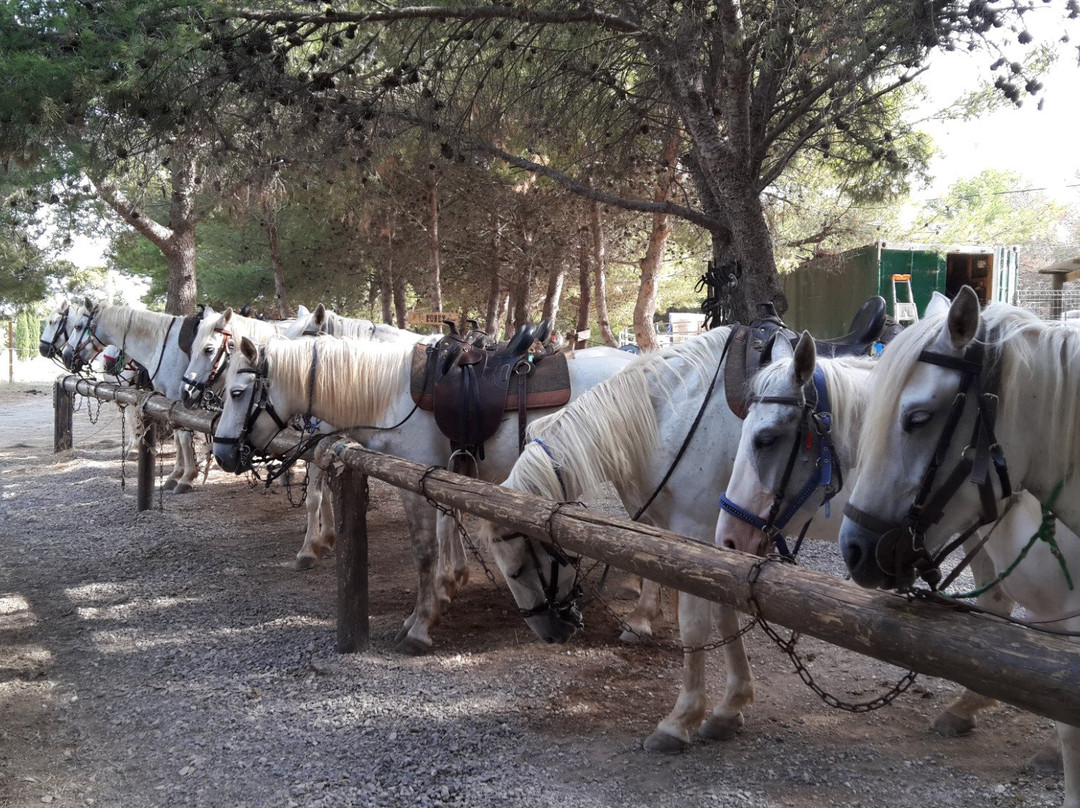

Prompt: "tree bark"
[634,134,681,351]
[263,200,290,318]
[575,224,591,347]
[392,274,408,330]
[427,170,443,328]
[485,216,505,337]
[380,213,395,325]
[589,197,618,347]
[542,261,565,325]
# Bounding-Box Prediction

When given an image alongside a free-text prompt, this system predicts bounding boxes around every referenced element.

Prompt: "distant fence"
[1016,287,1080,320]
[53,374,1080,727]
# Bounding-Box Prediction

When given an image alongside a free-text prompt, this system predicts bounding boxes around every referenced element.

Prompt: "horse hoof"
[172,482,193,495]
[930,711,976,737]
[643,729,689,754]
[698,712,744,742]
[394,634,433,656]
[619,626,650,644]
[162,479,178,492]
[1025,746,1064,775]
[293,556,317,572]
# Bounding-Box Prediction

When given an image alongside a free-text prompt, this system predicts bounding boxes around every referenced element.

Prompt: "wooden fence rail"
[55,375,1080,727]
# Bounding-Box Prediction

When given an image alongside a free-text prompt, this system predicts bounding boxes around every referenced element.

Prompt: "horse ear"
[792,331,816,387]
[83,296,94,311]
[925,291,951,319]
[296,304,310,318]
[239,336,259,363]
[315,303,326,324]
[223,307,233,324]
[59,300,69,312]
[947,286,981,350]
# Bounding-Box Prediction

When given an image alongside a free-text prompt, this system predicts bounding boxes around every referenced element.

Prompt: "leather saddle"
[410,319,571,459]
[724,296,893,419]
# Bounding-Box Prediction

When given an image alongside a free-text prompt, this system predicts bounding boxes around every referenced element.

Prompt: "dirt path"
[0,375,1067,807]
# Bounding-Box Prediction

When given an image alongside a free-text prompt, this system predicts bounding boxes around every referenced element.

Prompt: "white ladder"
[891,274,919,324]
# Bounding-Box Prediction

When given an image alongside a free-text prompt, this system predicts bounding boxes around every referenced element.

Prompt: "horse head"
[475,511,584,644]
[40,300,76,361]
[182,306,233,409]
[212,335,287,474]
[838,286,994,591]
[717,331,842,558]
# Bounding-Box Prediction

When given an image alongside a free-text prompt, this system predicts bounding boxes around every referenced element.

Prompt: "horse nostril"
[841,541,862,571]
[721,538,736,550]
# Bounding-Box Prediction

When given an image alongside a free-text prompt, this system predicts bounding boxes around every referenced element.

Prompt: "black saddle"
[423,319,563,459]
[724,297,896,418]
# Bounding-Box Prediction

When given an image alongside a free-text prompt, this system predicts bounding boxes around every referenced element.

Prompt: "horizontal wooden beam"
[316,436,1080,727]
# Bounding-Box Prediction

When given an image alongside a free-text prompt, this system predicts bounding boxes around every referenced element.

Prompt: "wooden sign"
[406,311,454,327]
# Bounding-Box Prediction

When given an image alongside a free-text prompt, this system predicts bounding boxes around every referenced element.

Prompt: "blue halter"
[718,366,841,558]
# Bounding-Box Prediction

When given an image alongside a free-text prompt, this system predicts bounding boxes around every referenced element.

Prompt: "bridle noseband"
[719,366,841,558]
[40,312,72,362]
[843,332,1012,589]
[491,530,584,629]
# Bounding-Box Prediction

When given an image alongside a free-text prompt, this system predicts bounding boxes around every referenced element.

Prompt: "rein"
[843,332,1013,588]
[718,366,841,558]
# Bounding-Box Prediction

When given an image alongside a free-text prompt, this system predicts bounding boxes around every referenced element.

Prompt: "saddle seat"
[812,296,889,358]
[410,319,570,458]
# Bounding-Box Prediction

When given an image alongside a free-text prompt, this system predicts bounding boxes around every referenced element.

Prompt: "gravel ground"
[0,375,1068,808]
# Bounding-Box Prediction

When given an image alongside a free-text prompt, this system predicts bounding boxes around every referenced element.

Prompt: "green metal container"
[782,241,1018,338]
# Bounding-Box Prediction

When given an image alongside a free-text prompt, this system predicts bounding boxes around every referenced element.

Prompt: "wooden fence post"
[53,378,73,452]
[330,466,370,653]
[136,420,156,512]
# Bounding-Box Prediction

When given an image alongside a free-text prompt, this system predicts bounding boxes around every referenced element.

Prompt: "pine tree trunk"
[634,134,680,351]
[485,217,504,337]
[165,225,197,317]
[392,275,408,330]
[380,214,395,325]
[263,201,290,318]
[575,225,591,348]
[542,262,565,324]
[589,198,618,347]
[427,171,443,330]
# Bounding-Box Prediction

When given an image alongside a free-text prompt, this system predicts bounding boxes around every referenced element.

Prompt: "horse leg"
[122,406,138,460]
[1058,722,1080,808]
[931,549,1012,736]
[435,511,460,609]
[294,468,333,571]
[698,604,754,741]
[620,579,665,643]
[393,493,441,655]
[643,592,712,753]
[162,431,185,491]
[172,430,198,494]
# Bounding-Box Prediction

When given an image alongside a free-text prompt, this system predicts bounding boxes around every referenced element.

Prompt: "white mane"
[96,305,175,349]
[264,335,413,425]
[503,327,732,502]
[193,310,278,347]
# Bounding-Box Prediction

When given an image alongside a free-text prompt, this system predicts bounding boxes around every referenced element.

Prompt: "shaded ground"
[0,374,1067,807]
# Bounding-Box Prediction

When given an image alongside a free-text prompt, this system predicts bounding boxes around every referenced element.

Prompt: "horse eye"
[903,410,933,432]
[204,345,214,355]
[753,433,778,450]
[229,389,245,400]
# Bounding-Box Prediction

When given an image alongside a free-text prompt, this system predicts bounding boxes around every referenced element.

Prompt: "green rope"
[951,480,1072,599]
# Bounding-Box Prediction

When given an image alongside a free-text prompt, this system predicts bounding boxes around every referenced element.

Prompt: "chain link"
[746,555,917,713]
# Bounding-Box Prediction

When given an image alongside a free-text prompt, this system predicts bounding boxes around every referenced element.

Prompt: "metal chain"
[417,466,500,587]
[119,403,128,491]
[747,555,918,713]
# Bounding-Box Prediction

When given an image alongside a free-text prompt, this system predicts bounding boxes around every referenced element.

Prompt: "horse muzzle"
[39,340,56,359]
[212,439,253,475]
[839,519,904,590]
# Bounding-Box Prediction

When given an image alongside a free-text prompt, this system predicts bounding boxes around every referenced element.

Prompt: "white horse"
[837,286,1080,808]
[42,300,142,457]
[474,325,1015,753]
[212,334,635,653]
[283,303,427,345]
[715,331,1077,758]
[64,301,211,493]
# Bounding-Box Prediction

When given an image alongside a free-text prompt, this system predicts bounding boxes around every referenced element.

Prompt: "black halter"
[491,528,584,630]
[212,349,293,470]
[843,333,1012,588]
[40,311,71,362]
[718,366,841,558]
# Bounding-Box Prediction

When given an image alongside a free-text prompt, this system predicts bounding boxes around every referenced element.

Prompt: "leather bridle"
[490,529,584,630]
[40,311,71,362]
[212,349,293,471]
[183,326,234,408]
[718,366,841,558]
[842,333,1012,589]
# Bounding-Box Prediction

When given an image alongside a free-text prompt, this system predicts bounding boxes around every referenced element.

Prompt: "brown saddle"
[410,320,571,459]
[724,296,893,419]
